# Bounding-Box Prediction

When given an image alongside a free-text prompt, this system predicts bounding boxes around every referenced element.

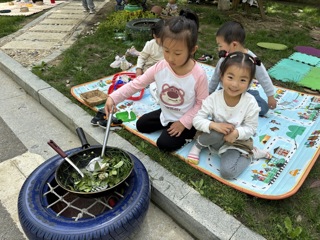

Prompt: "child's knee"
[259,104,269,116]
[136,118,149,133]
[220,169,237,179]
[156,139,173,152]
[136,119,143,132]
[156,137,182,152]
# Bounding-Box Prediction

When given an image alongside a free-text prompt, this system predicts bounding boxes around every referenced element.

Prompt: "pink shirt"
[110,59,208,129]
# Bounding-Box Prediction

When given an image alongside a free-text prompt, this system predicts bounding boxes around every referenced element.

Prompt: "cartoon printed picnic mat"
[71,63,320,200]
[268,51,320,91]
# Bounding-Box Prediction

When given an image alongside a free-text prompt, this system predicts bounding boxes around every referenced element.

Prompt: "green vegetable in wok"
[67,151,133,193]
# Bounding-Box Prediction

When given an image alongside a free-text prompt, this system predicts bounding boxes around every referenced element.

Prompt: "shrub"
[98,10,157,33]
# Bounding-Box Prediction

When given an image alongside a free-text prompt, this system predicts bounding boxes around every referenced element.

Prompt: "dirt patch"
[310,27,320,42]
[81,1,115,34]
[235,15,284,32]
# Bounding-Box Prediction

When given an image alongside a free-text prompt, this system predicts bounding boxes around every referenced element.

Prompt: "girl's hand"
[268,96,277,110]
[209,122,235,135]
[104,97,116,116]
[223,129,239,143]
[136,68,143,77]
[167,121,185,137]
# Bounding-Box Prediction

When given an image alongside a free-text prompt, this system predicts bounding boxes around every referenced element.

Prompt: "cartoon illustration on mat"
[305,130,320,148]
[251,156,287,185]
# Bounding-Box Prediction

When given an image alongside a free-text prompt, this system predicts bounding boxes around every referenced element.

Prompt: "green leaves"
[70,152,133,193]
[277,217,303,239]
[113,160,124,169]
[190,179,205,195]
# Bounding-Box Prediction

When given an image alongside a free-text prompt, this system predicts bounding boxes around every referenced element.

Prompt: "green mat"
[268,52,320,90]
[289,52,320,66]
[268,59,312,83]
[299,67,320,90]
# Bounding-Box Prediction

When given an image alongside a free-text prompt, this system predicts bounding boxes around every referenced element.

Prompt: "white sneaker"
[252,147,272,160]
[89,9,96,14]
[120,56,132,71]
[126,46,140,57]
[110,55,121,68]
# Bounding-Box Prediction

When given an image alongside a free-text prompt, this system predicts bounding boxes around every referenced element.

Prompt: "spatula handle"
[48,140,67,158]
[47,140,84,178]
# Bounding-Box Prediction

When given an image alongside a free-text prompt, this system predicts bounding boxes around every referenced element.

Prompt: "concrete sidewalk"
[0,0,103,68]
[0,1,266,239]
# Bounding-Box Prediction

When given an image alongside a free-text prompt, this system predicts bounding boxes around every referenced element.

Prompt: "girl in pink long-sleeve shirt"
[105,12,208,152]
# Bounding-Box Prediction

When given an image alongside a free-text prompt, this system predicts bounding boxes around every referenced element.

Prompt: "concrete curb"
[0,50,265,240]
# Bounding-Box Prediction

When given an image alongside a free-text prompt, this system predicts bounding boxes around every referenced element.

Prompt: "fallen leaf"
[309,180,320,189]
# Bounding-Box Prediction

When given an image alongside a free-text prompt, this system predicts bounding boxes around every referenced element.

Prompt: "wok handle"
[47,140,67,158]
[76,127,90,149]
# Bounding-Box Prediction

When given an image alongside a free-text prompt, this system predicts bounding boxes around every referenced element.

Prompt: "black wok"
[54,127,134,195]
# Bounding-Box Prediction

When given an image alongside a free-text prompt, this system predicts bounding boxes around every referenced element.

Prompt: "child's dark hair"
[219,51,261,82]
[151,19,164,38]
[216,21,245,45]
[161,11,199,58]
[179,8,199,30]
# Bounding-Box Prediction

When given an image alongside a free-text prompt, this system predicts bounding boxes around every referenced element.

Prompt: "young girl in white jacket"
[187,51,271,179]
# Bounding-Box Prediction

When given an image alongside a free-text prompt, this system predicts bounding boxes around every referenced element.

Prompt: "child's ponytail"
[253,57,261,66]
[179,8,199,30]
[218,50,228,58]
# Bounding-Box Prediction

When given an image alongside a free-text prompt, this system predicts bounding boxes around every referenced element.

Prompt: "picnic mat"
[0,0,64,16]
[71,63,320,200]
[268,51,320,91]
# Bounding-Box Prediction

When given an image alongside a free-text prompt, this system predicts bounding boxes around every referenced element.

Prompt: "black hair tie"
[254,57,261,66]
[218,50,228,58]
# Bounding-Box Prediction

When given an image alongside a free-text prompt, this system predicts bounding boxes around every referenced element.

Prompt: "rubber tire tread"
[125,18,160,32]
[18,147,150,240]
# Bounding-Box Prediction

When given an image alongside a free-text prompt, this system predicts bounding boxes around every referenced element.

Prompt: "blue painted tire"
[18,147,151,240]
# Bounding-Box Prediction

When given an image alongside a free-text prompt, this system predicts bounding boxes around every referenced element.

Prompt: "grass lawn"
[2,0,320,239]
